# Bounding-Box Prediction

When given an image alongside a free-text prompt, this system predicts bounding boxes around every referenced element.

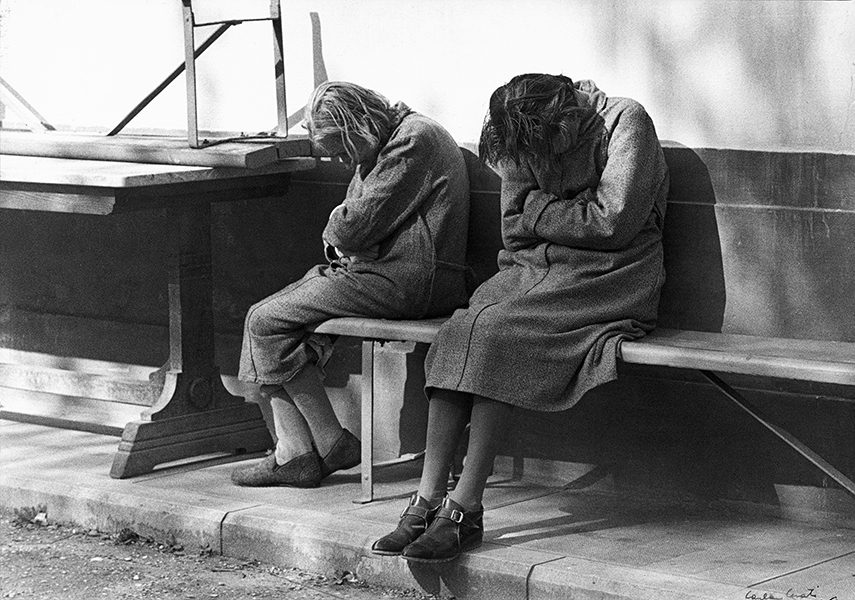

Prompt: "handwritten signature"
[744,588,837,600]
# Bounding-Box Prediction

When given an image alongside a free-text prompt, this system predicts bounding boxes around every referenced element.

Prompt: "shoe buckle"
[449,509,464,524]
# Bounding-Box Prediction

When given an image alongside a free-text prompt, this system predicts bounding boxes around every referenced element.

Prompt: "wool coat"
[425,81,669,411]
[239,103,470,385]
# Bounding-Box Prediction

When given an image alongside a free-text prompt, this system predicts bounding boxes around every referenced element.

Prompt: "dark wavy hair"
[478,73,580,167]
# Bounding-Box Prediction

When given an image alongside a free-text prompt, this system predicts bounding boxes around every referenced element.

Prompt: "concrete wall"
[1,0,853,152]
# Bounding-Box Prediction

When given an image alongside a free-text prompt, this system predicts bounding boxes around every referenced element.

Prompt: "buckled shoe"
[401,497,483,563]
[371,493,440,556]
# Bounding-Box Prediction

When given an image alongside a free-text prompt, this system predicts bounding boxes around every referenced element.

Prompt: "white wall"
[1,0,853,152]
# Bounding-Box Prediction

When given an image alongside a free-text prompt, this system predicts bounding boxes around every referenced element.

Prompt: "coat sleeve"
[518,105,665,251]
[322,132,434,253]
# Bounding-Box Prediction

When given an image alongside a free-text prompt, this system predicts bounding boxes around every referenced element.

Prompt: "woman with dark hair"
[231,81,470,488]
[372,74,669,562]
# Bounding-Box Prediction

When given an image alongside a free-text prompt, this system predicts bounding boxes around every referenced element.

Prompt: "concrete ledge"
[222,504,378,573]
[528,557,748,600]
[4,422,855,600]
[0,473,252,551]
[221,505,564,600]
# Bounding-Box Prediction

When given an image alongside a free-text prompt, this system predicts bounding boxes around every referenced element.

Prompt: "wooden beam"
[0,131,312,168]
[0,154,314,188]
[0,362,158,405]
[0,186,115,214]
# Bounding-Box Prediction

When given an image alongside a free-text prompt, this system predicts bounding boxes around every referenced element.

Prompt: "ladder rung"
[193,17,274,27]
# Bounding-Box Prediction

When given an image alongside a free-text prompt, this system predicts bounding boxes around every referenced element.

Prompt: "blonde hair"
[304,81,394,163]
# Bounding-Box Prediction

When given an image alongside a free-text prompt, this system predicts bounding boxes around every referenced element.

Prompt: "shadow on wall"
[460,147,503,287]
[657,143,726,333]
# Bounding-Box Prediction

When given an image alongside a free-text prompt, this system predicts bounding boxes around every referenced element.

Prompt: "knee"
[244,300,277,337]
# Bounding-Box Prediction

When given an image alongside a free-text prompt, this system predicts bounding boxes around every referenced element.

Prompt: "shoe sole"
[370,548,403,557]
[231,480,320,488]
[400,539,483,564]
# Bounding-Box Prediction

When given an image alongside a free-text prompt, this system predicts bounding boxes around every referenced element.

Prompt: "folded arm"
[508,106,665,251]
[322,134,434,255]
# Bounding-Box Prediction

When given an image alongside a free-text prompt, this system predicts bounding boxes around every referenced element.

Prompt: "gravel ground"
[0,506,447,600]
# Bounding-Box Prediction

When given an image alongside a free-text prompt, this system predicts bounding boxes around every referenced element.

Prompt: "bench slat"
[310,317,446,345]
[621,328,855,387]
[313,319,855,387]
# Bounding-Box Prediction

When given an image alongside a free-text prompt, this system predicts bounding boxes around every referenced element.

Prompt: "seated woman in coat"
[231,81,471,488]
[372,74,669,562]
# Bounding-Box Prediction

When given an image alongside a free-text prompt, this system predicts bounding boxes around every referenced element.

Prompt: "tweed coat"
[425,81,669,411]
[239,103,470,385]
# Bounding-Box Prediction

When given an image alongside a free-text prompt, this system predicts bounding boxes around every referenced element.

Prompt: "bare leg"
[447,395,513,512]
[250,386,278,443]
[281,364,344,458]
[417,389,473,504]
[397,393,510,562]
[260,385,314,465]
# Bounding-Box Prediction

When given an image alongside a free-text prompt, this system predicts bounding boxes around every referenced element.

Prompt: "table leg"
[111,202,272,478]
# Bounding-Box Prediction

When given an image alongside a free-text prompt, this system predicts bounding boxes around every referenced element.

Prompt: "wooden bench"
[312,318,855,504]
[309,144,855,505]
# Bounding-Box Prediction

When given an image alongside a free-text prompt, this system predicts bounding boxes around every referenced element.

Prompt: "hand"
[323,239,340,262]
[336,244,380,264]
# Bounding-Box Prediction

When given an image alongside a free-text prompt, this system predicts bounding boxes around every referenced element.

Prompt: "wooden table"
[0,153,316,478]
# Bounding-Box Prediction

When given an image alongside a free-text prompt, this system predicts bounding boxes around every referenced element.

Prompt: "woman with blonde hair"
[232,81,471,488]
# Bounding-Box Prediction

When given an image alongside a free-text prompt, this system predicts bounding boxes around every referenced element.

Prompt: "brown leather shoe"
[230,451,322,488]
[401,497,483,563]
[320,429,361,478]
[371,493,440,556]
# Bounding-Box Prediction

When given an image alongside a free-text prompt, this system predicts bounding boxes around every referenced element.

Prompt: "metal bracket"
[0,75,55,133]
[108,1,289,148]
[701,370,855,499]
[180,0,288,148]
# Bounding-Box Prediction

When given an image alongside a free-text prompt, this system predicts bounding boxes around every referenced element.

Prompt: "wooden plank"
[0,348,159,379]
[0,187,115,214]
[0,131,312,168]
[621,329,855,386]
[0,363,158,406]
[310,317,446,344]
[0,387,142,436]
[0,154,316,188]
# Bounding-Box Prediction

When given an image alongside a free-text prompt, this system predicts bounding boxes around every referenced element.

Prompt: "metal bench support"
[358,340,375,503]
[700,370,855,498]
[352,340,426,504]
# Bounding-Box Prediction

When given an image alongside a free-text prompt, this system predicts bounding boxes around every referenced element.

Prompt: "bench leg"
[701,370,855,499]
[349,337,428,503]
[354,340,375,504]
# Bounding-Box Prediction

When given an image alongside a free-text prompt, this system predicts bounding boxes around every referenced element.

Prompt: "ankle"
[416,491,446,508]
[274,442,314,466]
[446,493,482,514]
[315,425,346,459]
